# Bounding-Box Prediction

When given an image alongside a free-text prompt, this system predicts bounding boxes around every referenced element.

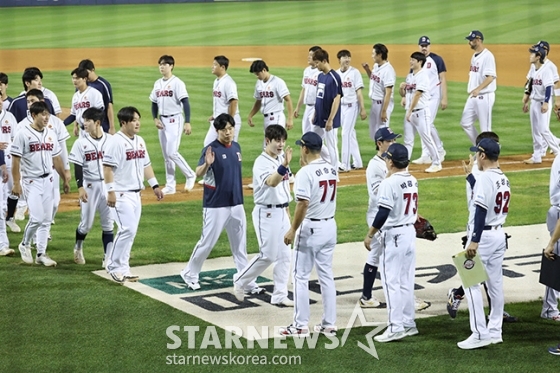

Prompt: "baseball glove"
[414,216,437,241]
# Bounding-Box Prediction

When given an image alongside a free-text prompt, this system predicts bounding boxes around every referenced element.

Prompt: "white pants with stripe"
[368,98,394,140]
[409,107,440,166]
[464,227,505,340]
[311,125,339,172]
[542,206,560,318]
[158,114,195,189]
[293,218,337,329]
[530,100,560,162]
[106,191,141,275]
[78,180,114,234]
[420,94,445,158]
[0,170,8,249]
[302,105,315,134]
[234,205,291,303]
[182,205,257,290]
[22,176,54,255]
[379,225,416,333]
[460,92,495,145]
[340,103,363,170]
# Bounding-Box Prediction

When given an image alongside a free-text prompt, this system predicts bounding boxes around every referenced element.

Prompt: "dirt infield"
[1,43,542,211]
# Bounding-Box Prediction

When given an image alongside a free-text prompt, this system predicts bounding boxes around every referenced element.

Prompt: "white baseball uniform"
[337,66,364,170]
[204,73,241,146]
[365,155,388,267]
[376,171,418,334]
[103,131,151,276]
[301,66,320,134]
[292,159,337,330]
[406,69,440,166]
[234,151,292,304]
[254,75,290,129]
[464,169,510,341]
[11,123,61,255]
[0,150,8,250]
[368,62,396,140]
[149,75,196,189]
[543,154,560,318]
[535,59,560,152]
[419,54,446,157]
[0,110,17,209]
[42,87,61,116]
[526,63,559,162]
[69,132,114,240]
[71,86,104,135]
[460,48,497,144]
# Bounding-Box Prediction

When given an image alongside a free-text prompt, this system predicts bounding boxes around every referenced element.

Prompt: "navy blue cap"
[375,127,402,142]
[466,30,484,41]
[529,44,547,57]
[537,40,550,52]
[418,36,431,46]
[382,143,408,163]
[296,131,323,150]
[470,138,500,158]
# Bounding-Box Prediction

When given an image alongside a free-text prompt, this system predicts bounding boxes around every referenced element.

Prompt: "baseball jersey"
[409,68,431,110]
[550,155,560,206]
[302,66,320,105]
[467,49,497,94]
[425,53,447,97]
[253,75,290,115]
[11,123,61,178]
[212,74,240,118]
[366,155,388,224]
[42,87,61,115]
[69,132,112,181]
[529,64,555,102]
[337,66,364,104]
[314,70,343,128]
[368,62,396,101]
[198,140,243,208]
[19,113,70,144]
[252,152,292,206]
[404,72,414,110]
[103,131,151,192]
[88,76,113,127]
[377,171,418,227]
[149,75,189,116]
[8,95,55,123]
[527,59,560,84]
[466,158,483,223]
[0,110,17,156]
[293,158,337,219]
[70,87,105,128]
[469,169,510,227]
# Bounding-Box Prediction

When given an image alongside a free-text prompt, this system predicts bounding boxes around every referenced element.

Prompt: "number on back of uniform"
[403,192,418,215]
[494,191,510,214]
[319,180,336,203]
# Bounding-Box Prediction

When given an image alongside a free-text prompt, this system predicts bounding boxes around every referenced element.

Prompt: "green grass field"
[1,1,560,372]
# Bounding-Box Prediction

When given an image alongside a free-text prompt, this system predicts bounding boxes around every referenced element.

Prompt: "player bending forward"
[69,107,114,266]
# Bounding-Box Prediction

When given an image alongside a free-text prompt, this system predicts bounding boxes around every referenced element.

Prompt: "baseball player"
[64,67,105,137]
[457,138,510,350]
[0,73,12,108]
[460,31,497,145]
[311,48,343,174]
[11,101,70,266]
[150,55,196,195]
[336,49,367,172]
[78,59,116,134]
[360,127,400,308]
[294,46,322,134]
[0,95,19,233]
[247,60,294,132]
[103,106,164,283]
[280,131,338,337]
[523,45,560,164]
[233,124,293,306]
[411,36,447,165]
[180,114,262,294]
[0,148,11,257]
[405,52,442,173]
[69,107,114,266]
[545,218,560,355]
[542,152,560,321]
[8,67,59,122]
[204,55,241,146]
[361,44,396,140]
[363,143,419,343]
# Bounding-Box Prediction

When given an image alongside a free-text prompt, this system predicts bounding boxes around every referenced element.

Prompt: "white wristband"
[147,177,158,188]
[555,88,560,96]
[105,182,115,192]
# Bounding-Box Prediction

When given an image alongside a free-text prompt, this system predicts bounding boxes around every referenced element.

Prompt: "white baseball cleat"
[313,324,337,337]
[18,243,33,264]
[247,183,254,189]
[278,325,310,337]
[438,149,446,163]
[404,327,419,337]
[0,247,15,256]
[180,268,200,290]
[124,274,140,282]
[374,330,406,343]
[74,247,86,265]
[6,218,21,233]
[490,337,503,344]
[359,296,386,308]
[197,179,205,185]
[15,207,26,221]
[110,272,125,284]
[233,283,245,302]
[415,299,432,311]
[184,176,196,192]
[523,158,542,164]
[161,186,176,195]
[245,286,265,295]
[35,253,57,267]
[272,299,294,307]
[411,156,432,165]
[457,334,491,350]
[425,164,442,173]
